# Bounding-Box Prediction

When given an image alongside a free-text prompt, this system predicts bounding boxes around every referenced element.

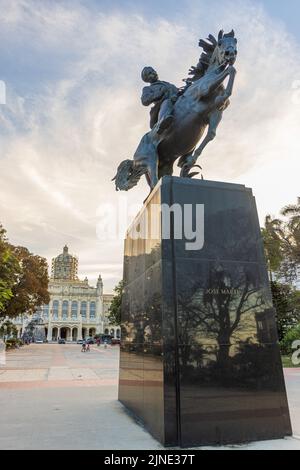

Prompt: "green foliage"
[280,324,300,356]
[5,246,50,318]
[271,282,300,341]
[5,337,21,350]
[262,198,300,282]
[0,223,50,319]
[280,199,300,278]
[261,217,283,277]
[107,281,123,326]
[281,355,299,368]
[0,320,18,339]
[262,199,300,351]
[0,225,20,313]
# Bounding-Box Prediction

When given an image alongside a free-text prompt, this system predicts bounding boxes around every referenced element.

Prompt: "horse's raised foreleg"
[180,66,237,177]
[196,65,234,98]
[214,65,236,108]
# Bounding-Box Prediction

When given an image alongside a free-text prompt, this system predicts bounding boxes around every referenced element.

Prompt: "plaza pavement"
[0,343,299,450]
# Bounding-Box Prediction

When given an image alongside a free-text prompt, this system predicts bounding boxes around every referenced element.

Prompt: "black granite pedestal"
[118,176,292,447]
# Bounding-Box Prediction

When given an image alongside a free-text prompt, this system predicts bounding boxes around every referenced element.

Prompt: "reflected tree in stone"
[178,263,269,370]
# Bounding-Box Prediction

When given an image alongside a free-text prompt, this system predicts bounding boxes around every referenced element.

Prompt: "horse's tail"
[112,159,146,191]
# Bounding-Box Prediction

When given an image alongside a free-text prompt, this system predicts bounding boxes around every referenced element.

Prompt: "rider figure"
[141,66,178,134]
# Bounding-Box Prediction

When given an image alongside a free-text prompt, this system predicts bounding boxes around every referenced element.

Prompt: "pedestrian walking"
[81,340,86,352]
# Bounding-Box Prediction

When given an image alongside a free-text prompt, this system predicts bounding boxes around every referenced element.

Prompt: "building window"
[110,328,115,337]
[71,301,78,319]
[62,300,68,320]
[81,301,87,319]
[104,328,109,335]
[34,306,42,320]
[43,304,49,320]
[53,301,59,319]
[90,301,96,319]
[116,329,120,339]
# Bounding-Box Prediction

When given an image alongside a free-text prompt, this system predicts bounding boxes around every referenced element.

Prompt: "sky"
[0,0,300,291]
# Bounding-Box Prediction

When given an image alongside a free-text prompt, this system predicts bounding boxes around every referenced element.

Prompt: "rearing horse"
[113,30,238,191]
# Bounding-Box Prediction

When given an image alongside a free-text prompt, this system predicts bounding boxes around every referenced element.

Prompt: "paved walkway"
[0,343,117,388]
[0,344,299,450]
[0,344,162,450]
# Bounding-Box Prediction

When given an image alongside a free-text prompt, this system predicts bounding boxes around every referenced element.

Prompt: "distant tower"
[51,245,78,280]
[96,274,103,295]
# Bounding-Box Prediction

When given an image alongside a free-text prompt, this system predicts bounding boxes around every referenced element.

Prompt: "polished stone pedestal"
[118,176,292,447]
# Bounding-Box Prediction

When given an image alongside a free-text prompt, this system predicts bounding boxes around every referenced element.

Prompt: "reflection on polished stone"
[118,176,292,447]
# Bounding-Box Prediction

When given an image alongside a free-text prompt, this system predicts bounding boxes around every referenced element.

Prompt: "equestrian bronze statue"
[113,30,237,191]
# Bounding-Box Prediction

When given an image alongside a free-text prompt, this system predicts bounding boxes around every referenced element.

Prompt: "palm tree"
[281,197,300,229]
[262,215,284,280]
[281,198,300,279]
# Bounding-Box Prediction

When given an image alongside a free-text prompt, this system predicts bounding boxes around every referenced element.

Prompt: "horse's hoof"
[180,169,189,178]
[192,164,202,171]
[187,172,200,178]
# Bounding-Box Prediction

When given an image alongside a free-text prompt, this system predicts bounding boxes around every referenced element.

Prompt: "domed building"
[51,245,79,281]
[13,246,121,342]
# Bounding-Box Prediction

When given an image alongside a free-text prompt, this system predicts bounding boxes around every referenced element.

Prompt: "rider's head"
[141,66,158,84]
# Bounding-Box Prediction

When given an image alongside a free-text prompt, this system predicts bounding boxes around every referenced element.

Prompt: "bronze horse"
[113,30,237,191]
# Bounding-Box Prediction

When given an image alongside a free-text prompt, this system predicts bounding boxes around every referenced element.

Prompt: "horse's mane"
[183,29,235,88]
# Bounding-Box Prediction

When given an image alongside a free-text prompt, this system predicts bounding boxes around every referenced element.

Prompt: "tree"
[107,281,123,326]
[261,200,300,350]
[0,320,18,339]
[271,281,300,341]
[262,198,300,283]
[282,197,300,228]
[261,216,283,280]
[4,246,50,318]
[0,225,20,313]
[280,324,300,356]
[280,197,300,278]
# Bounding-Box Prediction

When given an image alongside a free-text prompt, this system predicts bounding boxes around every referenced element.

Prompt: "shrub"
[5,338,18,349]
[280,324,300,355]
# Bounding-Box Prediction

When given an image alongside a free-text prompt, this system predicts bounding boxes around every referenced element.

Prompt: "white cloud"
[0,0,299,290]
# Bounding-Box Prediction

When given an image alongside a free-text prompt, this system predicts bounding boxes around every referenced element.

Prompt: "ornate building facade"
[12,246,120,342]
